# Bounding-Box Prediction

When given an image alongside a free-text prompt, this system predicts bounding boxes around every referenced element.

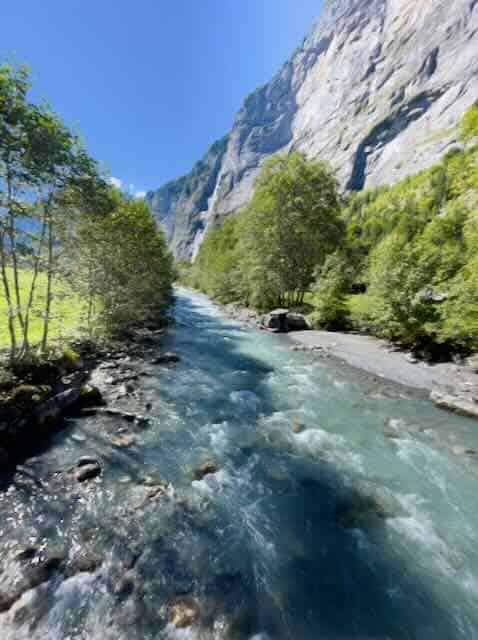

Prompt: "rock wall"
[146,0,478,258]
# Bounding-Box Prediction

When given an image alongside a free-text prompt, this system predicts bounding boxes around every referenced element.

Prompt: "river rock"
[335,491,397,529]
[169,596,200,628]
[287,313,310,331]
[114,571,135,597]
[193,461,218,481]
[467,354,478,373]
[0,592,16,613]
[76,462,102,482]
[15,546,40,562]
[78,384,104,407]
[451,445,478,456]
[68,552,102,575]
[430,390,478,419]
[77,456,101,467]
[35,387,82,426]
[292,421,303,434]
[112,434,137,448]
[22,551,66,590]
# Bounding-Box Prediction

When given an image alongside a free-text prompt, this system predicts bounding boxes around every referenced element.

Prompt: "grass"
[0,267,86,351]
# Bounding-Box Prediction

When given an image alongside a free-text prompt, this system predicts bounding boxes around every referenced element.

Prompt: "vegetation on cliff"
[181,106,478,355]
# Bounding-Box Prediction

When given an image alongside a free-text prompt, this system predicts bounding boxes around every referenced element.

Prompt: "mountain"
[146,0,478,259]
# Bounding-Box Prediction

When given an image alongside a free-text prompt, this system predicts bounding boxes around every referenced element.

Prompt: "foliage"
[190,152,343,309]
[343,107,478,351]
[189,106,478,355]
[309,252,351,330]
[72,193,174,336]
[0,63,174,361]
[460,104,478,143]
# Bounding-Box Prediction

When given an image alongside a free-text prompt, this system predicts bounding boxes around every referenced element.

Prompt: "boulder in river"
[335,490,399,529]
[77,455,101,467]
[193,460,218,481]
[76,461,102,482]
[77,384,104,408]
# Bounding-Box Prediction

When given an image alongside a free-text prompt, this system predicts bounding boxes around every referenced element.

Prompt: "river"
[1,288,478,639]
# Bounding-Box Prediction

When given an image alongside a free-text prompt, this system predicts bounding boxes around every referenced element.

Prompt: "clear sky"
[2,1,323,196]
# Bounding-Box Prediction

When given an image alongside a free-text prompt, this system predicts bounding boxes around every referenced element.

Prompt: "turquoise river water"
[1,288,478,639]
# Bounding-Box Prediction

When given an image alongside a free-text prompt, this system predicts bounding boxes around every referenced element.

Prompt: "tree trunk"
[41,217,54,353]
[0,231,17,362]
[6,171,25,332]
[20,207,48,356]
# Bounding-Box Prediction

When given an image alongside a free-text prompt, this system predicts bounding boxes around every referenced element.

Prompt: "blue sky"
[2,1,323,196]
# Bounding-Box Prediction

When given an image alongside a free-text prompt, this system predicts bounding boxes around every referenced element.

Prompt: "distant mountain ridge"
[146,0,478,258]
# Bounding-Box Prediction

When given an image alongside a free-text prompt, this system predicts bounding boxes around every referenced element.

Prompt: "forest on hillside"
[180,105,478,358]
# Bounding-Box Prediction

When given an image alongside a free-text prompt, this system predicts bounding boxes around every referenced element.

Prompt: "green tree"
[76,194,174,335]
[239,152,343,308]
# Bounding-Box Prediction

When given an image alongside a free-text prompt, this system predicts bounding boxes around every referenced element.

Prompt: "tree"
[310,252,351,329]
[239,152,343,307]
[75,194,174,335]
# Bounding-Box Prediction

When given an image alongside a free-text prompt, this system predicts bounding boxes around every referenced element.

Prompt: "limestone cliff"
[146,0,478,258]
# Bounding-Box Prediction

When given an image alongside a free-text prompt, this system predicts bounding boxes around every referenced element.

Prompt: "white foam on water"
[292,428,364,473]
[395,438,451,495]
[388,493,458,577]
[206,422,230,455]
[230,390,261,412]
[191,469,232,498]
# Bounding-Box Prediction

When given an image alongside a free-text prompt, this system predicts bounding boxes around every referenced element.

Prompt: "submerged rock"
[111,434,137,448]
[193,461,218,481]
[292,421,304,434]
[68,551,102,575]
[451,445,478,456]
[335,489,400,530]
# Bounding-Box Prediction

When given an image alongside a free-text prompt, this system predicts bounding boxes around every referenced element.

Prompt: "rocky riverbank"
[0,324,180,468]
[217,297,478,420]
[289,331,478,420]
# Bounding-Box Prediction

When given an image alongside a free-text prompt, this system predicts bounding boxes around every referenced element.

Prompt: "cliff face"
[147,0,478,258]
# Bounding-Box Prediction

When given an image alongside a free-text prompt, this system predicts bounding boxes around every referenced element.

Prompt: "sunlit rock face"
[146,0,478,258]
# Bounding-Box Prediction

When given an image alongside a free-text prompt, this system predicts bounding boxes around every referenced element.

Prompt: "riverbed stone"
[292,421,303,434]
[68,551,102,575]
[169,596,200,628]
[77,456,101,467]
[15,546,40,562]
[193,461,218,481]
[112,434,136,448]
[76,462,101,482]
